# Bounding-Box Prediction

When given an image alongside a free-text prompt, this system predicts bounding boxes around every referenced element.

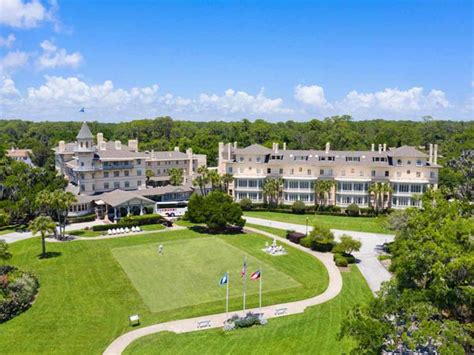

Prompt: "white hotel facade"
[218,142,441,209]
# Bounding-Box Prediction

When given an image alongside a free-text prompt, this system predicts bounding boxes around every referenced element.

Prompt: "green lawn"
[0,229,327,354]
[112,238,300,312]
[245,211,390,234]
[246,223,288,238]
[124,266,372,355]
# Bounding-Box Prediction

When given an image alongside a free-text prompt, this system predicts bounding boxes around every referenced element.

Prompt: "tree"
[263,178,283,205]
[369,182,392,214]
[169,168,184,186]
[444,150,473,201]
[207,170,222,191]
[0,240,12,264]
[340,190,474,353]
[0,212,10,227]
[239,198,252,211]
[145,169,155,185]
[308,225,335,252]
[29,215,56,258]
[187,191,245,232]
[291,200,306,214]
[333,235,361,255]
[314,180,335,207]
[193,166,210,195]
[221,173,234,194]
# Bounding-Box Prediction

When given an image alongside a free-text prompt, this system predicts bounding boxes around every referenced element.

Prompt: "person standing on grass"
[158,244,163,255]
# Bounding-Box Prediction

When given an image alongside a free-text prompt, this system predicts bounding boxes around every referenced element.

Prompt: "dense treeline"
[0,115,473,191]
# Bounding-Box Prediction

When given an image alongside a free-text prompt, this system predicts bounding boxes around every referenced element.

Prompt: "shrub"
[92,214,165,231]
[239,198,253,211]
[291,201,306,214]
[378,254,391,261]
[331,206,342,213]
[0,266,39,323]
[299,236,312,248]
[226,312,266,330]
[332,235,362,255]
[334,255,348,267]
[67,213,96,224]
[308,225,335,252]
[360,207,375,216]
[346,203,360,216]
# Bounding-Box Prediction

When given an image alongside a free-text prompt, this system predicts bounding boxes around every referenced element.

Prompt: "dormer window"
[416,159,422,166]
[397,159,402,166]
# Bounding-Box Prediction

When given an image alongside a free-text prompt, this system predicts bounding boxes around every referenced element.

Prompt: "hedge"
[92,214,165,231]
[67,213,96,224]
[334,255,348,267]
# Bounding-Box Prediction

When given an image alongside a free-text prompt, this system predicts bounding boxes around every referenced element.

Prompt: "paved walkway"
[103,226,342,355]
[0,219,107,244]
[244,216,395,293]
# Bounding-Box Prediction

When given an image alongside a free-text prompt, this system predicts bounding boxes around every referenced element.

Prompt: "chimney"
[383,143,387,152]
[325,142,330,154]
[97,133,104,145]
[100,141,106,150]
[371,143,375,152]
[115,140,121,150]
[275,143,279,154]
[233,141,237,149]
[186,148,193,176]
[218,142,224,160]
[128,139,138,152]
[227,143,231,160]
[378,144,382,154]
[174,146,180,152]
[429,144,433,164]
[283,142,287,151]
[151,149,155,159]
[433,144,438,165]
[59,140,65,152]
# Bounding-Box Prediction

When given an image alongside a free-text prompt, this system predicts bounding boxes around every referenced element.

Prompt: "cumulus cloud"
[339,87,450,113]
[0,50,29,75]
[0,0,56,28]
[0,34,16,48]
[294,84,331,108]
[36,40,83,69]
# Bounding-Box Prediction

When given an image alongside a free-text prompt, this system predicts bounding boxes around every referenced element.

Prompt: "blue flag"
[79,107,85,113]
[219,272,228,286]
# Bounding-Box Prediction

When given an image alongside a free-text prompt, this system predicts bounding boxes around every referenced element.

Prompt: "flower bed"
[0,266,39,323]
[224,312,267,331]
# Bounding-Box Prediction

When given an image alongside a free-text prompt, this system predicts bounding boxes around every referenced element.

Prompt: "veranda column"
[140,203,144,215]
[113,207,118,222]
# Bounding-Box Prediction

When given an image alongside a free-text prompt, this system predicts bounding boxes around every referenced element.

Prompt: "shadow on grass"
[38,251,62,259]
[189,225,245,235]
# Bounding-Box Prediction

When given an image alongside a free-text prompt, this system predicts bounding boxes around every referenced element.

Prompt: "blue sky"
[0,0,472,121]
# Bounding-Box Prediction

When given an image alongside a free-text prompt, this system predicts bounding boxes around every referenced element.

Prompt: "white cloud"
[0,50,29,75]
[0,76,20,96]
[294,84,331,108]
[339,87,450,114]
[36,40,83,70]
[0,0,55,28]
[0,34,16,48]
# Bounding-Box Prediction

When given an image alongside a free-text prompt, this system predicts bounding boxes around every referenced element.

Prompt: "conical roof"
[76,122,93,139]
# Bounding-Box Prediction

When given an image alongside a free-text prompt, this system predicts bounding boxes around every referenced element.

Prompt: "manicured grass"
[246,223,288,238]
[124,266,372,355]
[69,229,104,238]
[245,211,390,234]
[112,238,300,312]
[0,229,327,354]
[140,223,165,231]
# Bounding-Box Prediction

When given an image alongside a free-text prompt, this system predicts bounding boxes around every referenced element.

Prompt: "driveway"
[244,216,395,293]
[0,220,107,244]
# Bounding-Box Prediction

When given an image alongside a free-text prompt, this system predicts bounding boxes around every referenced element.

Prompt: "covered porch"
[94,190,156,222]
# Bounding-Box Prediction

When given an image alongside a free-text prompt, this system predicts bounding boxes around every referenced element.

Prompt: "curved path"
[103,226,342,355]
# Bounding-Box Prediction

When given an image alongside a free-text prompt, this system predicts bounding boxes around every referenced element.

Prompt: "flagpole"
[243,257,247,313]
[226,271,229,319]
[259,267,262,312]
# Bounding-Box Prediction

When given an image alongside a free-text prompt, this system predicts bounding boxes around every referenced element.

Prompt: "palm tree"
[207,170,222,191]
[369,182,392,214]
[380,183,393,211]
[29,215,56,258]
[263,178,283,205]
[221,173,234,194]
[193,166,210,195]
[314,180,335,207]
[146,169,155,185]
[50,190,77,240]
[169,168,184,186]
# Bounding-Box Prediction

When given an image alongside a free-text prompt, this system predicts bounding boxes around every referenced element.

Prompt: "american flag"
[241,257,247,277]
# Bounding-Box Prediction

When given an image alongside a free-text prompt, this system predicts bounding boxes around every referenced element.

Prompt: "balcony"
[102,163,134,170]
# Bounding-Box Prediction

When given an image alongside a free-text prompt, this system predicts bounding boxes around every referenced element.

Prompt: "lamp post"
[306,216,309,236]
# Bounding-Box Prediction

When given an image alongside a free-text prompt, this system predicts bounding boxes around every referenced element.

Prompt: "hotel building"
[218,142,440,209]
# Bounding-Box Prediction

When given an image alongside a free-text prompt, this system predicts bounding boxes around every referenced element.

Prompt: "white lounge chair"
[125,227,130,233]
[107,229,112,235]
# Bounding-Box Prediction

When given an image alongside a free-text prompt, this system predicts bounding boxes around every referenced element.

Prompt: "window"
[397,159,402,166]
[299,167,303,172]
[124,181,130,188]
[385,171,389,177]
[81,184,85,191]
[350,168,355,174]
[307,169,311,175]
[137,180,142,187]
[359,170,364,177]
[228,167,233,173]
[256,157,261,163]
[320,169,324,175]
[81,162,84,167]
[137,159,141,164]
[104,182,109,189]
[407,160,411,165]
[92,184,95,191]
[137,169,142,176]
[371,170,376,177]
[407,170,411,175]
[114,182,120,189]
[291,169,294,175]
[279,168,283,174]
[240,157,244,162]
[80,173,85,179]
[248,157,252,162]
[416,160,422,166]
[416,172,421,177]
[113,171,119,177]
[124,170,129,177]
[430,172,435,178]
[267,168,271,174]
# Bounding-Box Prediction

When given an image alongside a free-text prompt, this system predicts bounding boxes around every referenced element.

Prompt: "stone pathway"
[103,226,342,355]
[244,216,395,293]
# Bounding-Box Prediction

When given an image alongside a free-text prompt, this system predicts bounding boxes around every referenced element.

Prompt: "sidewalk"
[103,226,342,355]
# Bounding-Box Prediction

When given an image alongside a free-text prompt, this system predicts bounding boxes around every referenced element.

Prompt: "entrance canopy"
[97,189,155,208]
